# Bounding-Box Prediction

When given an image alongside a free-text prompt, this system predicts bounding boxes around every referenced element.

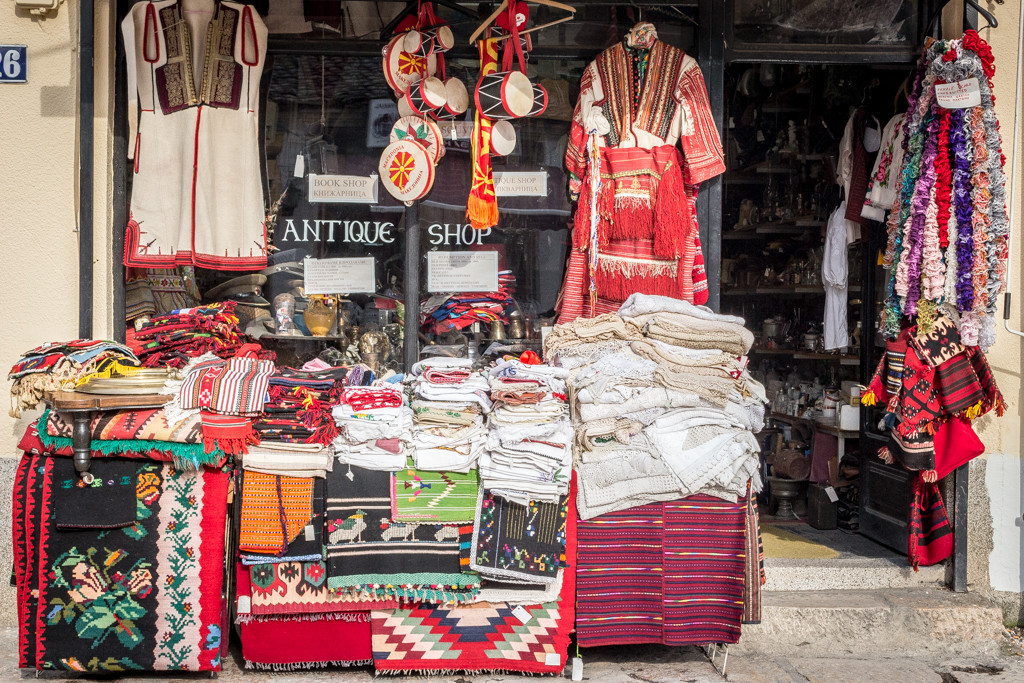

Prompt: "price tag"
[237,595,251,614]
[511,605,532,625]
[824,486,839,503]
[0,45,27,84]
[544,652,561,667]
[293,154,305,178]
[936,78,981,109]
[304,524,316,542]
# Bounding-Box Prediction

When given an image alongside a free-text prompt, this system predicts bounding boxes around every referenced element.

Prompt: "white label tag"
[936,78,981,109]
[571,656,584,681]
[293,154,305,177]
[237,595,251,614]
[304,524,315,542]
[511,605,532,624]
[824,486,839,503]
[544,652,561,667]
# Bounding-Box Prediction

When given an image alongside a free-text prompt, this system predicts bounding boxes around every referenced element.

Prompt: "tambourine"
[391,115,445,163]
[436,78,469,119]
[475,70,533,120]
[490,120,517,157]
[383,34,436,96]
[379,139,435,202]
[404,76,447,116]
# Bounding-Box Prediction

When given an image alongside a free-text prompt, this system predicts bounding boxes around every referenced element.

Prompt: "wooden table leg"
[71,411,94,480]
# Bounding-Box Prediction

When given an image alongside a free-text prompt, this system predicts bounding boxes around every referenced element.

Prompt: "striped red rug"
[576,494,748,647]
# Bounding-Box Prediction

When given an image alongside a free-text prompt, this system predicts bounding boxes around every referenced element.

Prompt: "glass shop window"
[731,0,921,46]
[124,1,701,368]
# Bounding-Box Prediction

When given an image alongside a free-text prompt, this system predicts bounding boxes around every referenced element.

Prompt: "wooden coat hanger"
[380,0,479,41]
[468,0,576,45]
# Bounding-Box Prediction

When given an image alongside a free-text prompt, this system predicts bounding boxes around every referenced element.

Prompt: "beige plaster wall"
[964,3,1024,623]
[0,1,116,457]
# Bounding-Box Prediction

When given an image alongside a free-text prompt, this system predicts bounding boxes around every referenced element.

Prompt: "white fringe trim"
[244,658,373,671]
[597,254,678,278]
[235,611,370,625]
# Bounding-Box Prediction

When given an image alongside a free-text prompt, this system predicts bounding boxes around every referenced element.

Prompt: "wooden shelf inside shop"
[749,347,859,366]
[768,411,859,438]
[721,285,861,296]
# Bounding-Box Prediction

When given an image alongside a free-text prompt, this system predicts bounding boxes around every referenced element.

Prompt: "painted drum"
[402,29,433,57]
[436,77,469,119]
[390,115,445,163]
[526,82,548,117]
[431,24,455,52]
[396,93,416,118]
[474,70,533,120]
[379,139,435,202]
[490,119,517,156]
[404,76,447,116]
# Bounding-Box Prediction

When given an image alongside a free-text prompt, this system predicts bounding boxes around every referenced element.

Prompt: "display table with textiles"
[43,390,172,476]
[11,295,769,674]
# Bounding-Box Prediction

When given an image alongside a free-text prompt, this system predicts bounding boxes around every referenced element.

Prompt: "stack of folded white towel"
[408,358,490,472]
[481,359,572,506]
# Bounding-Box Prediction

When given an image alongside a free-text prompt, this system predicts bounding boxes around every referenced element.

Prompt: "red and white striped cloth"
[178,356,275,416]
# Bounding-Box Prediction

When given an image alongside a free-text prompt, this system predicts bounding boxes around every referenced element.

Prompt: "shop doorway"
[717,60,919,569]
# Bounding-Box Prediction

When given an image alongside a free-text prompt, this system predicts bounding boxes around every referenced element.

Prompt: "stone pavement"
[2,628,1024,683]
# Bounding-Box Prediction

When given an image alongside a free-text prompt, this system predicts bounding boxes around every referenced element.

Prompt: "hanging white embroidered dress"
[122,0,268,271]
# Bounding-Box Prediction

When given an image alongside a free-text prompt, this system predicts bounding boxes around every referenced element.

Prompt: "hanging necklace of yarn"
[880,30,1007,351]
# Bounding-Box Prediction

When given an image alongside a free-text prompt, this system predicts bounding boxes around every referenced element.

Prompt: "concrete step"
[735,588,1005,659]
[764,556,946,591]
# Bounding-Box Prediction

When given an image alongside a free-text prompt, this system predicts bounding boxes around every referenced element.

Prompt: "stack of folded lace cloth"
[332,382,413,471]
[481,358,571,505]
[546,293,766,520]
[408,358,490,472]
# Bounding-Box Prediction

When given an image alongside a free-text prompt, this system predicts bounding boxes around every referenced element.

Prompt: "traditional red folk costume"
[557,23,725,323]
[122,0,269,271]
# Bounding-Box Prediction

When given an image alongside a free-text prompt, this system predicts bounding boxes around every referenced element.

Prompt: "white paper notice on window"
[308,174,379,204]
[493,171,548,197]
[303,257,376,294]
[427,251,499,293]
[936,78,981,109]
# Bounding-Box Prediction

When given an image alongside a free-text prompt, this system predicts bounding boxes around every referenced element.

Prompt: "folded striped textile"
[422,367,473,384]
[239,471,315,555]
[575,493,749,647]
[15,453,229,672]
[242,443,332,478]
[179,356,275,416]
